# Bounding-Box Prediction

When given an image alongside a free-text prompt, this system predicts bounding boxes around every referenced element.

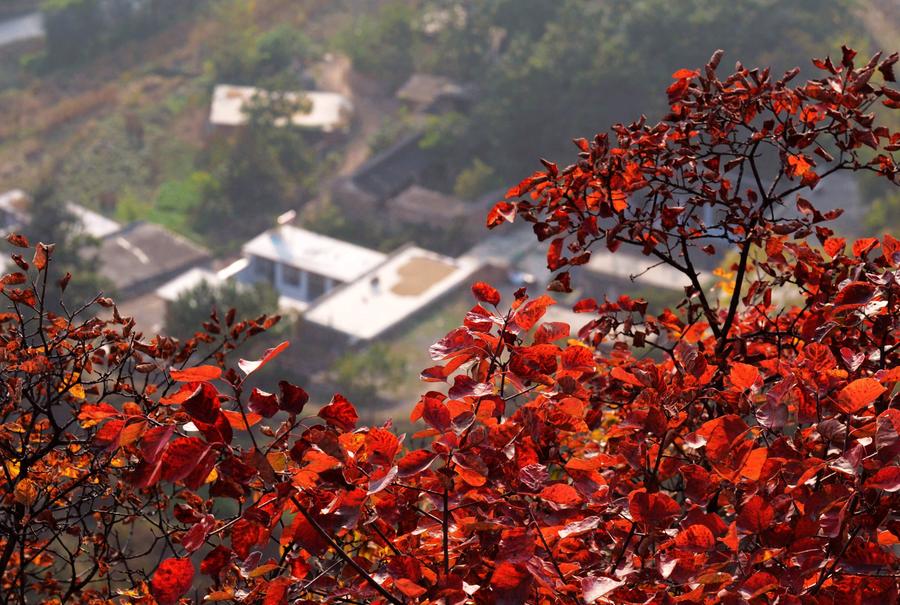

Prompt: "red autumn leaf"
[248,388,279,418]
[833,281,877,307]
[238,341,290,376]
[318,394,358,432]
[150,558,194,605]
[365,427,400,466]
[672,68,699,79]
[397,449,437,477]
[367,465,398,494]
[837,378,886,414]
[181,514,216,553]
[486,201,516,227]
[277,380,308,414]
[6,233,28,248]
[628,489,680,529]
[200,545,233,577]
[534,321,570,344]
[611,366,643,387]
[2,272,26,286]
[221,408,262,430]
[231,517,269,559]
[739,571,779,600]
[77,402,121,426]
[729,362,760,391]
[852,237,880,257]
[263,576,292,605]
[32,243,50,271]
[159,437,210,483]
[395,578,427,598]
[490,562,531,602]
[421,394,451,432]
[181,382,221,424]
[513,295,556,331]
[824,237,846,257]
[170,365,222,382]
[736,495,774,533]
[865,466,900,492]
[675,524,716,551]
[140,425,175,463]
[471,281,501,305]
[540,483,583,509]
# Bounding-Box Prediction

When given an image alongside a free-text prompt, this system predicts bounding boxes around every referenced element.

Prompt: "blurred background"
[0,0,896,424]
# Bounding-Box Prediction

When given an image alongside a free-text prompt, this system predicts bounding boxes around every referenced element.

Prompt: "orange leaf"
[170,365,222,382]
[471,281,500,305]
[238,341,290,377]
[318,394,358,432]
[729,362,760,391]
[836,378,886,414]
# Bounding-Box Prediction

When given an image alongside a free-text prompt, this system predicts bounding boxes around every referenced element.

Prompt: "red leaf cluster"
[1,46,899,605]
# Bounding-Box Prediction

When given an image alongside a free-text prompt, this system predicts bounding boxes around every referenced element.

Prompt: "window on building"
[256,256,275,283]
[283,264,301,286]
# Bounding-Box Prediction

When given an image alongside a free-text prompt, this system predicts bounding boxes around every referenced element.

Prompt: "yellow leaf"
[248,563,279,577]
[204,468,218,484]
[58,372,85,399]
[14,478,38,505]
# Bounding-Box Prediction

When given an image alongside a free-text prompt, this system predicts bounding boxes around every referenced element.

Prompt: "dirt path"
[313,53,400,177]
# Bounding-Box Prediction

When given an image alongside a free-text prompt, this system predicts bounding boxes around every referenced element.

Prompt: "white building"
[239,225,387,310]
[305,245,482,341]
[209,85,353,133]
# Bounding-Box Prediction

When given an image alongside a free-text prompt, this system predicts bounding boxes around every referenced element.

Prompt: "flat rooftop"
[242,225,386,283]
[305,246,482,340]
[209,85,353,132]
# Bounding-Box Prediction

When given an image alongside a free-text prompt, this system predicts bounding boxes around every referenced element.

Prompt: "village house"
[395,73,471,114]
[237,224,386,310]
[97,221,211,301]
[385,184,469,229]
[303,244,482,342]
[208,84,353,135]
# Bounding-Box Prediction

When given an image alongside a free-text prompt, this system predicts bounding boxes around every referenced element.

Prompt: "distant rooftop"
[155,267,221,302]
[350,132,434,201]
[67,203,121,239]
[242,225,386,283]
[396,73,465,108]
[387,185,468,225]
[98,222,210,297]
[305,246,482,340]
[209,85,353,132]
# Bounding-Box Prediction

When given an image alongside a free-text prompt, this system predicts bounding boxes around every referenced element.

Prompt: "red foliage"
[1,46,899,604]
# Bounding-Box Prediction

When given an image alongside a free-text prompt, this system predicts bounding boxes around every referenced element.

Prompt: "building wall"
[247,254,338,303]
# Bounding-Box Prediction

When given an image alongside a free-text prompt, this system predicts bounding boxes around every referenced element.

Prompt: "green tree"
[332,343,408,403]
[423,0,860,184]
[337,2,416,90]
